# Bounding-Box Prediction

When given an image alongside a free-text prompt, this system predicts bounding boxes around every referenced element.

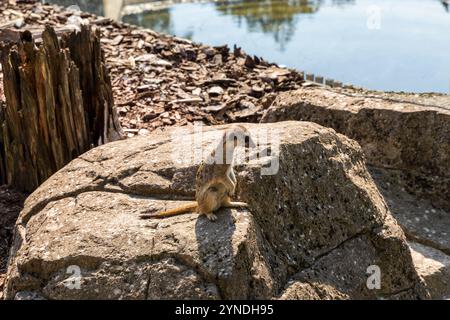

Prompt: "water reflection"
[123,8,173,35]
[120,0,359,48]
[42,0,450,93]
[44,0,104,16]
[331,0,356,7]
[44,0,329,45]
[214,0,323,49]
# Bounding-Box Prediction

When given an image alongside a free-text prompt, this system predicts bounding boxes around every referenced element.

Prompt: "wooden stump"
[0,24,123,192]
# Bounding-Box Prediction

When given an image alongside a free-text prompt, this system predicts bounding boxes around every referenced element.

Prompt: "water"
[44,0,450,93]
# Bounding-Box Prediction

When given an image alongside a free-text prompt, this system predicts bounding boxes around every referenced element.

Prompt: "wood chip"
[111,34,124,46]
[208,86,224,97]
[202,105,227,112]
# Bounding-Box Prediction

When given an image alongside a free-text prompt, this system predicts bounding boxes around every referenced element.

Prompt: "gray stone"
[408,241,450,299]
[371,167,450,256]
[3,121,428,299]
[261,87,450,211]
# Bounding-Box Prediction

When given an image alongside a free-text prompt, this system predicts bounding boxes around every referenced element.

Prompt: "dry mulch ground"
[0,1,305,137]
[0,186,26,298]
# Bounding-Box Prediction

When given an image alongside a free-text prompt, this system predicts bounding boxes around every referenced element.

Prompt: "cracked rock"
[3,121,428,299]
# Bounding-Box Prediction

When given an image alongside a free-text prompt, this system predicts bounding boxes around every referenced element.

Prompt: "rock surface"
[3,121,428,299]
[261,89,450,298]
[371,167,450,257]
[408,241,450,299]
[261,87,450,211]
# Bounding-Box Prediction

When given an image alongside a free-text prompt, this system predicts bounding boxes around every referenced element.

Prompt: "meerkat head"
[228,125,256,149]
[213,125,255,165]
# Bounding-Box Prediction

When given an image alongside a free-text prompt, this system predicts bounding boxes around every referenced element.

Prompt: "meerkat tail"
[140,202,198,219]
[223,201,248,208]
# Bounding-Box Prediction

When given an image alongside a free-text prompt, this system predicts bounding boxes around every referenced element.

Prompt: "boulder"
[368,164,450,299]
[408,241,450,299]
[371,167,450,256]
[261,88,450,211]
[3,121,428,299]
[261,89,450,298]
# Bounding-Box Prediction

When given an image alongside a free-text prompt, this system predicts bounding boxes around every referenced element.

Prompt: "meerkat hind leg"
[224,201,248,208]
[197,191,220,221]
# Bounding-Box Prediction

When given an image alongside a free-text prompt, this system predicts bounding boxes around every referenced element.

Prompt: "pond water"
[44,0,450,93]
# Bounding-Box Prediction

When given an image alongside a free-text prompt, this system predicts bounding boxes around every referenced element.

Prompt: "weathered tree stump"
[0,24,123,192]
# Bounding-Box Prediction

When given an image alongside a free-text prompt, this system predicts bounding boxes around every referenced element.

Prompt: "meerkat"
[140,125,255,221]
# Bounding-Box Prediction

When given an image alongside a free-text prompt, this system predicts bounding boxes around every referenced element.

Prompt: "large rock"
[369,167,450,299]
[3,121,428,299]
[261,88,450,298]
[371,167,450,256]
[408,241,450,299]
[261,88,450,211]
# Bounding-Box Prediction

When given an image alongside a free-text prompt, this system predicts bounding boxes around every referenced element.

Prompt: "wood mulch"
[0,1,305,137]
[0,185,26,299]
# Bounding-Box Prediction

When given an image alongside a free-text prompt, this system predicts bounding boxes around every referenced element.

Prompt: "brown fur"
[140,125,253,221]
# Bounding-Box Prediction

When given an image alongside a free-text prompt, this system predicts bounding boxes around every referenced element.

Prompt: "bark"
[0,24,123,192]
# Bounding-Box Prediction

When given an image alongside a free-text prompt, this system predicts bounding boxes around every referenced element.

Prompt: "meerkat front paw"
[206,213,218,221]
